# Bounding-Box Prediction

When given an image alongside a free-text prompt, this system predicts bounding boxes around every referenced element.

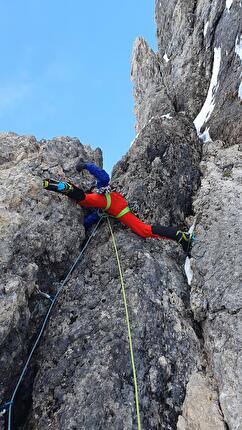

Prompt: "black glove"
[76,159,86,172]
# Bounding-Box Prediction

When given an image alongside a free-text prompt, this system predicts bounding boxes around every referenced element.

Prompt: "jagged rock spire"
[131,36,174,133]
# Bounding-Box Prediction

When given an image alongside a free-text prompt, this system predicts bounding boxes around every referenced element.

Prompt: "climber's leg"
[152,224,195,254]
[43,179,85,201]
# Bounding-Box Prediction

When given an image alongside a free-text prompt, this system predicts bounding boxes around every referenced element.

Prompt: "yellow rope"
[107,217,142,430]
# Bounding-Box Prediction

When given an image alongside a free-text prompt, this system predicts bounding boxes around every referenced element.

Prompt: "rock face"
[0,134,102,428]
[131,37,175,133]
[155,0,242,145]
[191,140,242,429]
[0,128,202,430]
[26,114,201,430]
[177,372,226,430]
[0,1,241,430]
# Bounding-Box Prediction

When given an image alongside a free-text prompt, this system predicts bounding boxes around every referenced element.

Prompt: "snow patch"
[130,132,140,147]
[163,53,170,63]
[184,219,197,285]
[148,116,155,124]
[238,82,242,100]
[185,257,193,285]
[235,35,242,62]
[130,116,155,146]
[203,22,209,37]
[161,113,172,119]
[199,127,212,143]
[226,0,234,9]
[235,36,242,99]
[194,47,221,136]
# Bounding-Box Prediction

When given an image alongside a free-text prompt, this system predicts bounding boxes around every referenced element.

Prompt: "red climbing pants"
[78,192,168,239]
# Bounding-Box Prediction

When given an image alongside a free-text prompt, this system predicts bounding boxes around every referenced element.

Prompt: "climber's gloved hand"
[76,159,86,172]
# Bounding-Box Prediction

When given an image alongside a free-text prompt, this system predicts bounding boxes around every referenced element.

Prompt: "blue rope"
[4,217,103,430]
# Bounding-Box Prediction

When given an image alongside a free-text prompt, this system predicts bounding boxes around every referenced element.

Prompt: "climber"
[43,161,194,255]
[75,160,110,228]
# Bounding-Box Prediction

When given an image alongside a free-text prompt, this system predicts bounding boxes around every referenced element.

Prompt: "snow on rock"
[226,0,234,10]
[130,132,140,147]
[185,257,193,286]
[194,47,222,136]
[199,127,212,143]
[235,35,242,99]
[203,22,209,37]
[184,218,197,285]
[239,82,242,99]
[130,114,172,146]
[235,35,242,62]
[161,113,172,119]
[163,53,170,62]
[148,116,155,124]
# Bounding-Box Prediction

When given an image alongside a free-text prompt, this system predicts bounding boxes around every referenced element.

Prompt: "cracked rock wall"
[0,1,241,429]
[155,0,241,144]
[0,134,102,429]
[22,109,202,430]
[189,141,242,429]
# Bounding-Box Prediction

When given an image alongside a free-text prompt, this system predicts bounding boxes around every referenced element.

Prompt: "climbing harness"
[115,207,130,218]
[1,217,103,430]
[104,193,131,219]
[107,217,141,430]
[105,193,111,210]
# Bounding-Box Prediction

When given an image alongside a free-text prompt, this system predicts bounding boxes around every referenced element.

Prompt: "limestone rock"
[0,133,101,427]
[191,140,242,429]
[131,37,175,133]
[112,112,202,226]
[24,113,202,429]
[177,372,226,430]
[155,0,242,145]
[0,1,241,429]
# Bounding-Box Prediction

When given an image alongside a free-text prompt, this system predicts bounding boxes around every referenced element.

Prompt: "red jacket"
[78,192,162,239]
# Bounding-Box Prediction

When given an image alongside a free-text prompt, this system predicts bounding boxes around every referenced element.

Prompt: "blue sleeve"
[84,163,110,188]
[84,210,100,228]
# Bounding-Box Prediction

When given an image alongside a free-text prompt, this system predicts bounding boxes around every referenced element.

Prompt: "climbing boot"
[176,230,195,256]
[43,179,85,201]
[43,179,73,193]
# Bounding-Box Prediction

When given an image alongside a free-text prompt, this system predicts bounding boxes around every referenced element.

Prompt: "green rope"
[107,217,142,430]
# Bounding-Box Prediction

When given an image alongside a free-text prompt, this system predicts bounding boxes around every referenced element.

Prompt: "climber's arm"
[76,161,110,188]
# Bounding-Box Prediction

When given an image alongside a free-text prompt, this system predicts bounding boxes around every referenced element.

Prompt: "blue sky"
[0,1,156,173]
